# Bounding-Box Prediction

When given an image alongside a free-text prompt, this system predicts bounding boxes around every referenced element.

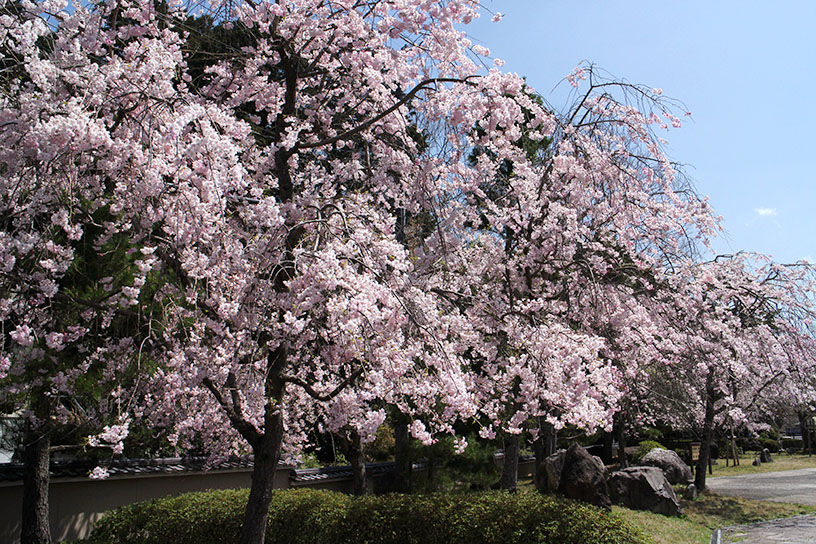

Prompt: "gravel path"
[708,468,816,543]
[722,515,816,543]
[707,467,816,505]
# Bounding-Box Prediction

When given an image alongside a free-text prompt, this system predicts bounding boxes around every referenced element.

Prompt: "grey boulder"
[640,448,693,484]
[536,449,566,492]
[557,444,611,510]
[538,448,608,492]
[609,466,682,516]
[683,483,698,500]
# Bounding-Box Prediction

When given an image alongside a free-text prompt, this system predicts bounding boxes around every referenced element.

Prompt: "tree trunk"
[21,417,51,544]
[812,425,816,456]
[695,383,716,491]
[731,429,739,466]
[541,420,557,457]
[498,434,520,491]
[533,420,545,490]
[239,417,284,544]
[728,426,738,466]
[533,421,544,470]
[533,420,557,467]
[614,413,628,468]
[533,420,558,491]
[343,430,368,496]
[799,411,811,453]
[393,422,411,492]
[602,429,614,465]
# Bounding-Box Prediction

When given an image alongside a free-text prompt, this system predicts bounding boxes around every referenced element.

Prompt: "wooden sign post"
[689,442,701,475]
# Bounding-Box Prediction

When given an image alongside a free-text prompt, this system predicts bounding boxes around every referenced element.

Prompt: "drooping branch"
[53,292,140,320]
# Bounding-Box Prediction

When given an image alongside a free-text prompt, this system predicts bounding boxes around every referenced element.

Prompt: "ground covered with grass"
[517,472,816,544]
[709,452,816,477]
[613,506,711,544]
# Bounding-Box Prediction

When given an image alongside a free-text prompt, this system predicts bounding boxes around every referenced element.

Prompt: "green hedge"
[82,488,648,544]
[741,437,781,453]
[782,438,804,450]
[761,438,781,453]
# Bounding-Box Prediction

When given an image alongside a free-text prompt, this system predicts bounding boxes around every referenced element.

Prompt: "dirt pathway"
[722,515,816,543]
[707,467,816,505]
[708,468,816,543]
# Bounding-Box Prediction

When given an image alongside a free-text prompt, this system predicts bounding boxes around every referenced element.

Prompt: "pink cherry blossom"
[10,325,34,347]
[89,467,110,480]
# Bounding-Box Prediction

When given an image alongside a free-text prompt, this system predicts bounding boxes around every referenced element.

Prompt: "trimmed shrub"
[83,488,648,544]
[631,440,666,463]
[365,423,396,462]
[782,438,804,451]
[740,435,782,453]
[760,438,780,453]
[739,436,761,452]
[84,488,248,544]
[440,434,499,490]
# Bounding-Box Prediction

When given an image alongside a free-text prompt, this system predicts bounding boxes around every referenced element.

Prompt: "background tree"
[648,254,816,489]
[0,0,187,540]
[427,65,717,488]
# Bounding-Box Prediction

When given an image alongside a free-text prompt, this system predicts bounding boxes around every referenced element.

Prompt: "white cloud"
[754,207,778,217]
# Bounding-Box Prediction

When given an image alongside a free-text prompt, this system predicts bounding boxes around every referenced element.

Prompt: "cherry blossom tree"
[423,66,718,488]
[648,254,816,489]
[0,0,188,540]
[1,1,485,541]
[124,2,489,542]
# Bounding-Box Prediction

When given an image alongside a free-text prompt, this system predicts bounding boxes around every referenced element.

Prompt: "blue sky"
[467,1,815,264]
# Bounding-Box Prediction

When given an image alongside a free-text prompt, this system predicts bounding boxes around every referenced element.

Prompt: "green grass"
[618,491,816,544]
[684,491,815,526]
[612,505,711,544]
[709,452,816,477]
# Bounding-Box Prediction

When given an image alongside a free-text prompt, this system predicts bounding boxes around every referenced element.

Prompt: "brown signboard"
[690,442,701,462]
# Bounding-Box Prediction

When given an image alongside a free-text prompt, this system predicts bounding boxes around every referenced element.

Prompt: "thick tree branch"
[202,377,261,446]
[294,76,478,151]
[280,367,364,401]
